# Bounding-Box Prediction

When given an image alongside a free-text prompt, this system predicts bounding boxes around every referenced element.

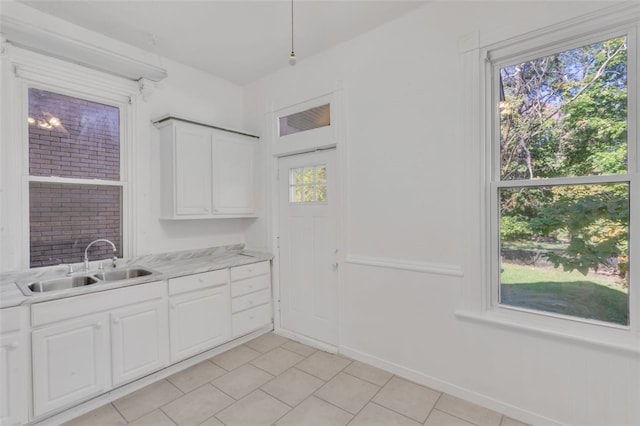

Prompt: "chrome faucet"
[84,239,118,271]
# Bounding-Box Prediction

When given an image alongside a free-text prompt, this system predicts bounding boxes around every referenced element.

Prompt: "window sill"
[455,309,640,357]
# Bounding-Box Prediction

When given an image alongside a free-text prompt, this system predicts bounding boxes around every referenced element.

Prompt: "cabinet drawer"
[32,281,165,327]
[230,261,270,282]
[168,269,228,295]
[230,274,269,297]
[231,289,270,313]
[232,304,271,337]
[0,306,22,333]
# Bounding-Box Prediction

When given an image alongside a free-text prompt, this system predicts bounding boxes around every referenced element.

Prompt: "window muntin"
[289,165,327,203]
[493,35,632,326]
[279,104,330,137]
[27,88,124,268]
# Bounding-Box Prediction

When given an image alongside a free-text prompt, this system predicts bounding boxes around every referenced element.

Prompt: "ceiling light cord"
[289,0,297,66]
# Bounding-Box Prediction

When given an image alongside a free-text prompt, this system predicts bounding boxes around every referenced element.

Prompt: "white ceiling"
[18,0,428,85]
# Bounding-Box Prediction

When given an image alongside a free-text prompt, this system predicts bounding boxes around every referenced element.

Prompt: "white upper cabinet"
[157,117,258,219]
[212,133,255,215]
[174,125,213,216]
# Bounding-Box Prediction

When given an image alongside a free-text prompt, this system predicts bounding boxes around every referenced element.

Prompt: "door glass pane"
[288,165,328,204]
[279,104,330,136]
[499,183,629,325]
[317,184,327,202]
[317,166,327,183]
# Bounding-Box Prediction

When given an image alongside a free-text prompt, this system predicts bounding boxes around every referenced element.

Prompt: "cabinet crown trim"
[152,115,259,139]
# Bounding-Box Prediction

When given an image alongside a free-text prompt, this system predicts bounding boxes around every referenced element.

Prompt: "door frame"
[267,89,346,353]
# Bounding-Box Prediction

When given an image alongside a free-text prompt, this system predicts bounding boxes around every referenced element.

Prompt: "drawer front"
[232,304,271,337]
[32,281,165,327]
[0,306,22,333]
[168,269,228,295]
[230,274,269,298]
[230,261,270,282]
[231,289,270,313]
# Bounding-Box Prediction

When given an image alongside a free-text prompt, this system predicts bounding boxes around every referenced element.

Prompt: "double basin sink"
[22,267,158,295]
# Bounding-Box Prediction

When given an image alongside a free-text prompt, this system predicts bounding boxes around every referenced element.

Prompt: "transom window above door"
[279,104,330,137]
[288,165,327,203]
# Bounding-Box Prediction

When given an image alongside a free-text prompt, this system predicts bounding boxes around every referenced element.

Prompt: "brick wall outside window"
[28,89,123,268]
[28,88,120,180]
[29,183,123,267]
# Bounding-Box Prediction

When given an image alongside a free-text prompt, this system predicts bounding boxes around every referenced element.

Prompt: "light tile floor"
[63,333,529,426]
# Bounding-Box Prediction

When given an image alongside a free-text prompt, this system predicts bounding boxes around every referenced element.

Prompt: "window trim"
[485,17,639,331]
[22,84,131,268]
[454,3,640,347]
[272,93,338,157]
[2,45,138,270]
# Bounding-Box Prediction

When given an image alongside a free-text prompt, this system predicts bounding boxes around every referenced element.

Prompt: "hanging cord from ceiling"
[289,0,297,66]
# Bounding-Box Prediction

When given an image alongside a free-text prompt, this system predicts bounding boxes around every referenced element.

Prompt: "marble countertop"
[0,245,273,309]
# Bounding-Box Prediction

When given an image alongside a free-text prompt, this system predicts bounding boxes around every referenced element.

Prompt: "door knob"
[332,262,339,269]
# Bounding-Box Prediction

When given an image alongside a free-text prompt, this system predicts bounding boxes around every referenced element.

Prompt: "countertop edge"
[1,251,273,309]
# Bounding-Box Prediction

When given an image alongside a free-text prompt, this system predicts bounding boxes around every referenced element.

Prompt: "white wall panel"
[244,2,638,425]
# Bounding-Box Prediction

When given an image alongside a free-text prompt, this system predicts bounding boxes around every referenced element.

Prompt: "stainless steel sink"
[28,275,98,293]
[93,267,154,282]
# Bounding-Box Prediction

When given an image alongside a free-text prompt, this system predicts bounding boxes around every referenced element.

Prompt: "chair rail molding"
[344,254,464,278]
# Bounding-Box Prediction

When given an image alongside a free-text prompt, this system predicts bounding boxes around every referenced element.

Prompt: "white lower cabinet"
[111,300,169,386]
[21,262,270,421]
[168,271,231,363]
[0,307,28,426]
[230,262,272,338]
[32,313,110,418]
[30,281,167,419]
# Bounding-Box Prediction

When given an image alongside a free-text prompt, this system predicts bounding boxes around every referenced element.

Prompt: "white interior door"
[278,149,338,346]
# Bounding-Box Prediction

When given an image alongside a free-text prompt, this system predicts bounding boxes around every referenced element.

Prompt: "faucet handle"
[112,256,118,268]
[66,264,74,276]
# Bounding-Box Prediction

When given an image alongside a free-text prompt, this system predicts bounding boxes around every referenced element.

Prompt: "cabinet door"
[169,285,230,363]
[111,300,169,386]
[0,334,28,426]
[175,124,213,216]
[32,313,109,418]
[212,133,255,215]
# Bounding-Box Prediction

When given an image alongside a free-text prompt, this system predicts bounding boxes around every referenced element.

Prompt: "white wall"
[244,2,639,425]
[0,7,252,271]
[139,57,254,255]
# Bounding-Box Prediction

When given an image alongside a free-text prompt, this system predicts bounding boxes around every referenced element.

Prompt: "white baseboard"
[339,345,562,426]
[274,327,338,354]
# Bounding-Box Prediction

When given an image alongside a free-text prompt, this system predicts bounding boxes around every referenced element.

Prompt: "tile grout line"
[108,402,128,425]
[343,373,394,425]
[340,367,393,388]
[257,366,325,409]
[157,406,179,426]
[422,390,445,425]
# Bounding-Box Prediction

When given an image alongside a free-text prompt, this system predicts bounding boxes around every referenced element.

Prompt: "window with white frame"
[27,87,126,267]
[488,29,636,326]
